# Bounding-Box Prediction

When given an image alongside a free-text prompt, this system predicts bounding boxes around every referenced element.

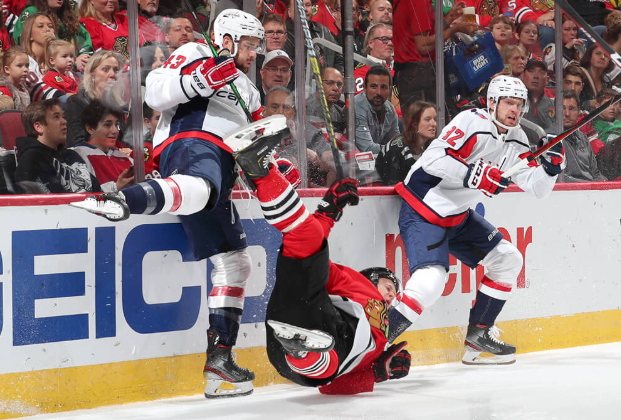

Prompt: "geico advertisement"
[0,189,620,374]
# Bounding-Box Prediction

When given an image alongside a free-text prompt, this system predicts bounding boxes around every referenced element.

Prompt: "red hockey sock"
[285,349,338,379]
[254,166,309,232]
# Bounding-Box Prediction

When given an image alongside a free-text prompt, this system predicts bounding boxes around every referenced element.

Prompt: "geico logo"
[215,90,240,105]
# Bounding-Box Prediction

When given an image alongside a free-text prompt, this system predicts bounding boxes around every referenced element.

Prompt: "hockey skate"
[268,320,335,359]
[68,192,130,222]
[232,126,289,181]
[203,330,255,399]
[223,114,288,153]
[462,325,516,365]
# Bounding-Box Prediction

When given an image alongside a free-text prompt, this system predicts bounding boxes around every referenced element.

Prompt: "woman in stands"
[514,20,539,62]
[375,101,437,186]
[79,0,162,61]
[65,50,126,147]
[501,45,527,78]
[542,15,586,74]
[13,0,94,72]
[579,44,615,111]
[72,99,134,192]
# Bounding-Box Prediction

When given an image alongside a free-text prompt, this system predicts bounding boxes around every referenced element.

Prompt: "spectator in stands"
[561,90,606,183]
[15,98,101,193]
[579,44,614,111]
[0,46,30,111]
[140,42,169,81]
[590,88,621,146]
[139,0,167,32]
[79,0,163,60]
[259,49,292,103]
[514,0,553,49]
[514,20,539,61]
[354,23,392,95]
[375,101,436,185]
[42,39,79,98]
[521,59,555,133]
[14,0,94,73]
[355,65,399,154]
[65,50,125,147]
[256,0,287,21]
[490,15,513,52]
[563,64,585,98]
[307,66,344,123]
[542,15,586,74]
[368,0,392,26]
[604,24,621,54]
[393,0,476,109]
[263,13,288,55]
[0,0,9,52]
[143,101,160,145]
[164,15,194,55]
[20,13,55,97]
[500,45,527,78]
[311,0,341,40]
[284,0,343,73]
[72,99,134,192]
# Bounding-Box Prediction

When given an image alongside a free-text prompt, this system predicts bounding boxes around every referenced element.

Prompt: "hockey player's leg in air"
[231,134,411,394]
[391,75,563,365]
[68,9,302,398]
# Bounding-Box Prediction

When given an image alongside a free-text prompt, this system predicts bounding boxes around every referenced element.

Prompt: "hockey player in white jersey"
[390,76,565,364]
[70,10,280,398]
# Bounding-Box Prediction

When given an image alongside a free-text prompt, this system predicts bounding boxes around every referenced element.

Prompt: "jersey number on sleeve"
[162,55,187,69]
[442,126,464,146]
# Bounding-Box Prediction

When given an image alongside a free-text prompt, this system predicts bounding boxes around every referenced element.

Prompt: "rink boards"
[1,184,621,418]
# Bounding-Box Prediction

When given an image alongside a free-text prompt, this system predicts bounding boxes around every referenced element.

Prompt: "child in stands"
[0,46,30,110]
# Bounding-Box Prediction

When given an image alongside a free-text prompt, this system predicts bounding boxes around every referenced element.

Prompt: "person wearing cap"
[259,49,293,104]
[521,58,556,135]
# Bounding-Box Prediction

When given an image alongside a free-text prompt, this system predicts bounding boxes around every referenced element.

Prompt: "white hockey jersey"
[395,108,557,227]
[145,41,263,158]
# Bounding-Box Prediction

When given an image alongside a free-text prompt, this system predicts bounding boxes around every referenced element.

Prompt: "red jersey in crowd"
[0,27,10,51]
[42,70,79,95]
[311,1,340,37]
[514,0,553,23]
[264,0,288,21]
[393,0,434,64]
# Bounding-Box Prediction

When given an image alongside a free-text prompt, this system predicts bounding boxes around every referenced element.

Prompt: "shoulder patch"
[543,45,553,56]
[312,4,319,16]
[55,75,63,83]
[355,62,366,70]
[20,11,29,23]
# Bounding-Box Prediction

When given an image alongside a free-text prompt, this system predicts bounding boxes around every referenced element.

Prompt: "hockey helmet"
[213,9,264,57]
[486,75,529,131]
[360,267,401,296]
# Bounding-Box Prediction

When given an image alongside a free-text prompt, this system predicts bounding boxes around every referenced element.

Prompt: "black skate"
[462,324,516,365]
[268,320,335,359]
[233,129,289,181]
[69,192,130,222]
[203,330,255,399]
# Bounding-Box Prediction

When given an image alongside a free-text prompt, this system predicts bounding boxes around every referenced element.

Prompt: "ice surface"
[29,342,621,420]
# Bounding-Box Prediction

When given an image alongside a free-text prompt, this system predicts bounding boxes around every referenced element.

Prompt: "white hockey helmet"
[213,9,264,57]
[487,75,529,131]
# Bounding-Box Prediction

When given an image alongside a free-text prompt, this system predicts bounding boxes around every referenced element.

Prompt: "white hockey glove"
[190,56,239,96]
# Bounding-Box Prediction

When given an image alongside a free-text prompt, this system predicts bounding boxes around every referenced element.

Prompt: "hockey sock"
[469,276,510,326]
[254,166,309,233]
[387,308,414,344]
[208,307,242,346]
[285,349,339,379]
[120,175,212,216]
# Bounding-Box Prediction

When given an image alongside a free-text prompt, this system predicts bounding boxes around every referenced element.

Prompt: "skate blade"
[223,115,287,152]
[204,372,254,399]
[268,320,335,351]
[462,347,516,365]
[68,200,124,217]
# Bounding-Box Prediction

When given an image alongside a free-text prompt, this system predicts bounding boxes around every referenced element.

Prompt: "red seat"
[0,110,25,152]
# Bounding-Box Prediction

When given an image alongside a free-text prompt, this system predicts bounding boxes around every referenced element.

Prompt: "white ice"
[30,342,621,420]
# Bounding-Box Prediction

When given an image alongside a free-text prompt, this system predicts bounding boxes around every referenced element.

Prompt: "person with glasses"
[307,67,344,123]
[560,90,605,183]
[354,23,393,95]
[355,65,399,154]
[259,49,292,103]
[262,12,288,53]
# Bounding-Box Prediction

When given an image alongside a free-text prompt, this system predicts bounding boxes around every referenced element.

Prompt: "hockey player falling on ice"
[227,129,411,394]
[70,9,281,398]
[391,76,565,364]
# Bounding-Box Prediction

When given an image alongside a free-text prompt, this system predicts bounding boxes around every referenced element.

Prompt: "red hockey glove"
[463,159,509,197]
[372,341,411,383]
[276,158,301,188]
[191,56,238,94]
[538,135,566,176]
[315,178,359,222]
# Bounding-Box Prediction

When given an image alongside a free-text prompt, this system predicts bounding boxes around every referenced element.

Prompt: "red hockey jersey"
[42,69,78,95]
[311,1,340,37]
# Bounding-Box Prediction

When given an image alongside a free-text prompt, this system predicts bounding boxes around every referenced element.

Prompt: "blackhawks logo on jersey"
[55,75,64,83]
[312,4,319,16]
[143,146,150,162]
[113,36,130,59]
[364,299,389,338]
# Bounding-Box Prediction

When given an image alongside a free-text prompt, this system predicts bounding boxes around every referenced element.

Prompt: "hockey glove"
[190,56,239,95]
[464,159,509,197]
[315,178,359,222]
[538,134,566,176]
[372,341,411,383]
[276,157,301,188]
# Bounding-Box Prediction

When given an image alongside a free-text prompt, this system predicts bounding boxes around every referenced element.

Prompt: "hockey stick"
[504,93,621,177]
[181,0,254,123]
[294,0,344,179]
